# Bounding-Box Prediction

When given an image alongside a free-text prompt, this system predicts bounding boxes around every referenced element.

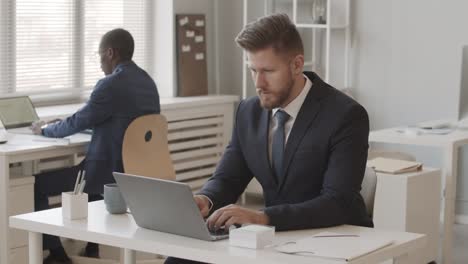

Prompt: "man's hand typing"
[206,204,269,230]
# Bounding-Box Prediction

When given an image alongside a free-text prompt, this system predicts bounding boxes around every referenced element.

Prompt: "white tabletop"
[369,127,468,147]
[0,133,90,155]
[9,201,426,264]
[0,95,238,155]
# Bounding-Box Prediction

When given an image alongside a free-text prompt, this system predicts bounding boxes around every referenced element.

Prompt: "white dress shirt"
[268,75,312,163]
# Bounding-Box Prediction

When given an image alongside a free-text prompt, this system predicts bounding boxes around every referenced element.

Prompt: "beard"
[257,76,295,110]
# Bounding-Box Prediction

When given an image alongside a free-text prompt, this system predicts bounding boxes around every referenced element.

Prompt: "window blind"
[84,0,148,88]
[15,0,74,94]
[0,0,152,102]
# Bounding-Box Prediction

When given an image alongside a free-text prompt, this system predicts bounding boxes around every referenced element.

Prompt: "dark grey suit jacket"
[199,71,372,231]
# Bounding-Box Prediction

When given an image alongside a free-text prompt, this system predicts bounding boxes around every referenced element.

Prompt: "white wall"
[351,0,468,215]
[153,0,175,97]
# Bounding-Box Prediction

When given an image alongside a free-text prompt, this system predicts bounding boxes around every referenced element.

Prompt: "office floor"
[61,196,468,264]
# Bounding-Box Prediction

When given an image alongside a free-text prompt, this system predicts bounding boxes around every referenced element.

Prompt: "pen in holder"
[62,192,88,220]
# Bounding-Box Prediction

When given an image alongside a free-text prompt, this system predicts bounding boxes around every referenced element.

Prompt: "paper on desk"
[274,232,393,261]
[32,137,70,146]
[367,157,422,174]
[420,128,454,135]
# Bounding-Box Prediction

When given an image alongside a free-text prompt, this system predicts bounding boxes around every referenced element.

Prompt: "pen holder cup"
[62,192,88,220]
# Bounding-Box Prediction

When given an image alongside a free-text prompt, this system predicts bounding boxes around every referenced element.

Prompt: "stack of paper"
[274,232,393,261]
[367,157,422,174]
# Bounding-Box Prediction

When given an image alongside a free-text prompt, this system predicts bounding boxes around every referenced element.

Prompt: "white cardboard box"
[229,225,275,249]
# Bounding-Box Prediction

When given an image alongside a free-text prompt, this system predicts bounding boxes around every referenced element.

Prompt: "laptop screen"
[459,45,468,122]
[0,96,39,129]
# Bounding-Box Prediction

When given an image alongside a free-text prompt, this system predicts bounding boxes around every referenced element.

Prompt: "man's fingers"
[213,210,233,230]
[207,206,231,230]
[207,209,222,230]
[225,216,241,229]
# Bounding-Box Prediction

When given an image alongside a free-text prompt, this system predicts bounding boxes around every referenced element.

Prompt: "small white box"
[229,225,275,249]
[62,192,88,220]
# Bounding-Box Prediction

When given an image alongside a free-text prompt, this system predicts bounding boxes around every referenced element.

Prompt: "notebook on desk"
[367,157,423,174]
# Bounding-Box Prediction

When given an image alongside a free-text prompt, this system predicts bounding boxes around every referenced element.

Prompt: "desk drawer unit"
[373,168,441,264]
[10,245,28,264]
[8,175,35,249]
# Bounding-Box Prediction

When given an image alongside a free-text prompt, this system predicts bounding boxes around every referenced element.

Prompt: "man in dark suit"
[31,28,160,264]
[166,13,371,264]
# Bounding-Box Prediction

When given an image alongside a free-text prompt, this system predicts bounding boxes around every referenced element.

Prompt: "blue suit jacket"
[199,72,372,231]
[43,61,160,194]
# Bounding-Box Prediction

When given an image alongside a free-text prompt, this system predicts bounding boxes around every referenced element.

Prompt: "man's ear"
[291,54,304,75]
[106,47,114,59]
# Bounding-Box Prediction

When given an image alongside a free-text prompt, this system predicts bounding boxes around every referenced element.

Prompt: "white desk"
[9,201,426,264]
[0,95,239,264]
[370,127,468,264]
[0,133,91,264]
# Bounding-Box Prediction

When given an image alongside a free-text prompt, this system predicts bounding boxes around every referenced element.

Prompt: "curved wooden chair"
[122,114,176,181]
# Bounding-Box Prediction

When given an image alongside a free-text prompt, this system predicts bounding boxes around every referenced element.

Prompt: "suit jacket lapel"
[278,72,327,190]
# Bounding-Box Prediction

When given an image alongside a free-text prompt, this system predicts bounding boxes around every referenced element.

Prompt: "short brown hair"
[235,13,303,56]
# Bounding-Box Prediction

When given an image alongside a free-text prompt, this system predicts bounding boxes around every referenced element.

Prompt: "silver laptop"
[0,96,39,134]
[113,172,229,241]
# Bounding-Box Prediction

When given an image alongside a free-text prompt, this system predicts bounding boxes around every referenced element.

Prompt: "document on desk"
[274,232,393,261]
[367,157,422,174]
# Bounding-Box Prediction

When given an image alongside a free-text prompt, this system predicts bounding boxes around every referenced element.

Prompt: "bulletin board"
[175,14,208,96]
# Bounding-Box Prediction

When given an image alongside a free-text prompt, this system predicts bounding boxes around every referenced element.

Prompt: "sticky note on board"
[195,20,205,27]
[186,30,195,38]
[179,17,189,26]
[195,53,204,60]
[181,45,191,52]
[195,35,204,43]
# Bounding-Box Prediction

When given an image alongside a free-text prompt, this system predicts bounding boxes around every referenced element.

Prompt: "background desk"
[0,133,90,264]
[370,127,468,264]
[10,201,426,264]
[0,95,238,264]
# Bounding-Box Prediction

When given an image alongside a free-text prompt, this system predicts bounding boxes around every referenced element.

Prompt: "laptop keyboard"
[209,227,229,237]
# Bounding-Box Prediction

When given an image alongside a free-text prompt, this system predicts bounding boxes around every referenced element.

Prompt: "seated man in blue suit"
[31,28,160,264]
[166,13,372,264]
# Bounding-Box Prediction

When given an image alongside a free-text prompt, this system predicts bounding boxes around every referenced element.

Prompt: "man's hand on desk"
[30,121,45,135]
[30,119,62,135]
[206,204,269,231]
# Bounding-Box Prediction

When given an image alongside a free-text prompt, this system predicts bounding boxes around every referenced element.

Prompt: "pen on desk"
[313,234,359,238]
